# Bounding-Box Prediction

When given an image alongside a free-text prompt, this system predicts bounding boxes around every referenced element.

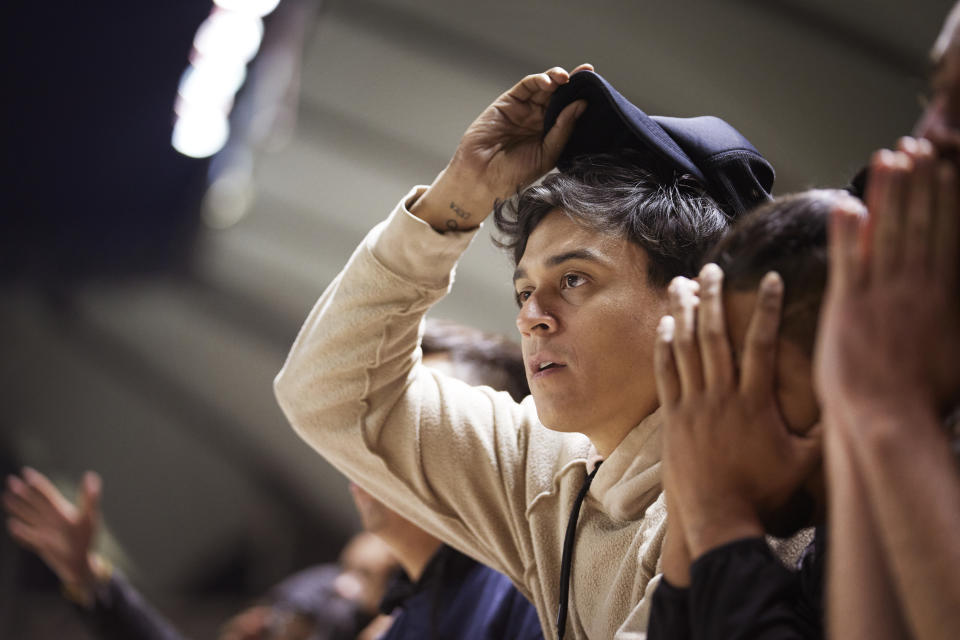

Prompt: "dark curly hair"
[492,152,730,287]
[704,189,856,353]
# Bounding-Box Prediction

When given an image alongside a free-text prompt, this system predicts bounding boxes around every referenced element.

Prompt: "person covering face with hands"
[818,139,960,640]
[648,189,854,640]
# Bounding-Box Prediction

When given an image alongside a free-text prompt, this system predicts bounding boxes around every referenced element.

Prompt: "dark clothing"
[79,571,188,640]
[77,565,365,640]
[379,544,543,640]
[648,528,825,640]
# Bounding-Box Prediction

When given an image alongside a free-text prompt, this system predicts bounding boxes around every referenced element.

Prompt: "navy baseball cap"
[544,70,775,218]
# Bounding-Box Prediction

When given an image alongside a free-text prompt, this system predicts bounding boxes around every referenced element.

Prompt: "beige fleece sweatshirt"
[275,187,669,639]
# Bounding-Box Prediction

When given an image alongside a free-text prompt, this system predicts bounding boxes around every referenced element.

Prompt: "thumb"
[78,471,102,529]
[542,99,587,165]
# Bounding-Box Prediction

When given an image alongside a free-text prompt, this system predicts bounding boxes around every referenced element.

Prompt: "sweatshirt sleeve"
[687,537,823,640]
[274,187,566,583]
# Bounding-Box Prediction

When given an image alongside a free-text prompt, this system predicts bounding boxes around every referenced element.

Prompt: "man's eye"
[563,274,586,288]
[515,290,531,306]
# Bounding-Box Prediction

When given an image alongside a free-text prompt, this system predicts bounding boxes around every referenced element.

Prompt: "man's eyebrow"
[512,249,604,283]
[547,249,603,267]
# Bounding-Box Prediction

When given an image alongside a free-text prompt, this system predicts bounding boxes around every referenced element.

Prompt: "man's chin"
[532,405,580,433]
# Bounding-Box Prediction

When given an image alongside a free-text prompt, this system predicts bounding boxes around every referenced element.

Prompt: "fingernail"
[899,136,918,153]
[574,101,587,118]
[699,263,722,283]
[658,315,675,339]
[762,271,783,293]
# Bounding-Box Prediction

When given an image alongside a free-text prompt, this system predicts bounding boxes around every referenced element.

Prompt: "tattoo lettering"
[449,201,472,221]
[446,219,460,230]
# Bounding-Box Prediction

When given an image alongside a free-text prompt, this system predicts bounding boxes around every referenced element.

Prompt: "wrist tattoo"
[449,201,472,221]
[445,219,459,230]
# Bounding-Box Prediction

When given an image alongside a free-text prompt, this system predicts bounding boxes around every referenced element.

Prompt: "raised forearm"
[409,166,498,233]
[845,402,960,640]
[825,423,910,640]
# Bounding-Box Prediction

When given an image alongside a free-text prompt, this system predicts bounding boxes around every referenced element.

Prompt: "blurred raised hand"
[3,467,104,603]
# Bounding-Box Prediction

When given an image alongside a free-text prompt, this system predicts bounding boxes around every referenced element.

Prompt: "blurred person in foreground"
[273,63,775,638]
[817,142,960,639]
[2,463,395,640]
[647,189,860,638]
[810,3,960,637]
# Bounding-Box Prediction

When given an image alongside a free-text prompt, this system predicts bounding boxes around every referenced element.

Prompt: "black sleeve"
[647,576,692,640]
[75,571,190,640]
[687,535,823,640]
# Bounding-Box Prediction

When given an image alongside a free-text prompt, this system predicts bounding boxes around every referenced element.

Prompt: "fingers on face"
[740,272,783,397]
[828,199,868,292]
[668,276,703,394]
[900,138,937,272]
[696,264,734,391]
[654,315,680,408]
[869,138,959,289]
[934,160,960,291]
[867,149,911,278]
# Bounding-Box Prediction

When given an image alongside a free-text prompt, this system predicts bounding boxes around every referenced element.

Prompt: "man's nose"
[914,97,960,159]
[516,291,558,336]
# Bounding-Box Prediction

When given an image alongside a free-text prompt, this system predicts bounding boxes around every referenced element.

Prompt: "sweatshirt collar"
[586,408,663,521]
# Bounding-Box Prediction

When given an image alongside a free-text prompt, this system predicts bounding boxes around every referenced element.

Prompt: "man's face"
[513,210,668,455]
[724,288,824,532]
[914,2,960,160]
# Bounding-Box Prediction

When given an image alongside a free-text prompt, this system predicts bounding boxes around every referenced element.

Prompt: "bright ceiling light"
[177,59,247,111]
[193,8,264,64]
[172,108,230,158]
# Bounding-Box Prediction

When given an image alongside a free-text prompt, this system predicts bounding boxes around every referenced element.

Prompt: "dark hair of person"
[703,189,853,354]
[492,152,730,287]
[422,319,529,402]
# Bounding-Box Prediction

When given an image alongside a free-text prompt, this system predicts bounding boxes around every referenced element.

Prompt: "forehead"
[517,209,641,271]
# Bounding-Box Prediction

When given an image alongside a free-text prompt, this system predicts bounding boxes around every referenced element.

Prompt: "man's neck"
[590,419,643,458]
[376,527,442,583]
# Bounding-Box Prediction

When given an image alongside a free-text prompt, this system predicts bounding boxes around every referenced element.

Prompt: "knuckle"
[700,322,726,341]
[673,329,696,348]
[747,329,776,351]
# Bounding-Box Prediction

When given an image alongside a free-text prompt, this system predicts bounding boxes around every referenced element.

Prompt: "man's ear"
[775,339,820,435]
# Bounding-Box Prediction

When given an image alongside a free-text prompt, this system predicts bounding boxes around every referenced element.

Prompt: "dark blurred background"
[1,0,952,636]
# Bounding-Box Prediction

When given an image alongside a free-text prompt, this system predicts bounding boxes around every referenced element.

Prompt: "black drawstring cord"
[556,461,602,640]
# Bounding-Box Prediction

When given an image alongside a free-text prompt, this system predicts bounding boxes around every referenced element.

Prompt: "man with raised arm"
[274,66,773,638]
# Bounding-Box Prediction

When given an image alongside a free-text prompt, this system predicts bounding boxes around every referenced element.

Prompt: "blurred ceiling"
[1,0,953,604]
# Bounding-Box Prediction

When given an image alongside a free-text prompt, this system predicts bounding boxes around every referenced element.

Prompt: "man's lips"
[528,355,568,377]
